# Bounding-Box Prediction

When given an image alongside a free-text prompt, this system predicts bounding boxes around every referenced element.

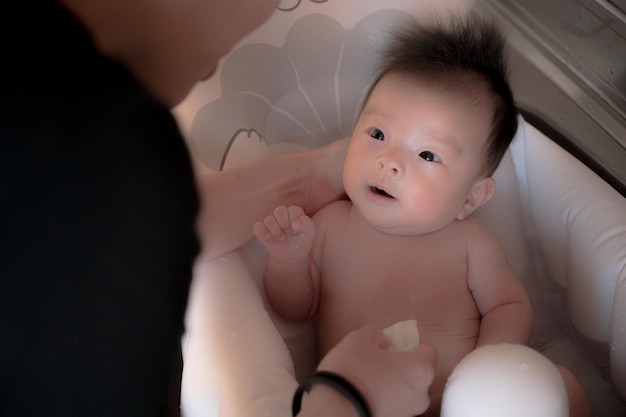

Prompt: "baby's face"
[343,73,493,235]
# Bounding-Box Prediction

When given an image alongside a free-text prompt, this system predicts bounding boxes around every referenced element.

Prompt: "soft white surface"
[480,121,626,414]
[507,121,626,389]
[180,123,626,417]
[176,2,626,416]
[440,344,568,417]
[181,251,298,417]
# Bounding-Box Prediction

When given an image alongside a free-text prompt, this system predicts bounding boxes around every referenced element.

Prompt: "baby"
[254,16,588,416]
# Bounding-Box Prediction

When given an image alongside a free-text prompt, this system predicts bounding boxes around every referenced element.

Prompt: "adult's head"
[59,0,279,106]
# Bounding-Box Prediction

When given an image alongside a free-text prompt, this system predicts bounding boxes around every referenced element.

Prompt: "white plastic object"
[441,344,568,417]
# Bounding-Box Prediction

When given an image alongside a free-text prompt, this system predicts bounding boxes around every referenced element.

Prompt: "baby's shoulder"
[314,199,351,217]
[455,216,499,244]
[458,215,490,232]
[458,216,506,254]
[312,199,351,226]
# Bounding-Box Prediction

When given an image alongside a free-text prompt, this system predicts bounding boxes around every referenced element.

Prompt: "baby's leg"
[440,344,570,417]
[556,365,592,417]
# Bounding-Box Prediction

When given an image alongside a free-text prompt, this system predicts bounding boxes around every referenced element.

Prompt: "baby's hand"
[253,205,314,265]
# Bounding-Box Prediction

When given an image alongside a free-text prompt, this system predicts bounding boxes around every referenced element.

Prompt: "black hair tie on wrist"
[292,370,372,417]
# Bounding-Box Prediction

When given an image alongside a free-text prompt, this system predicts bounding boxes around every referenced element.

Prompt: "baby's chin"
[357,209,446,236]
[348,189,454,235]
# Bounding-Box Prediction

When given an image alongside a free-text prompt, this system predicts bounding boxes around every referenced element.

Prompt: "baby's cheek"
[341,160,360,196]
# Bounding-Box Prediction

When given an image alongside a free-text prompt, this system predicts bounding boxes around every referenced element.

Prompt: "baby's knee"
[441,344,569,417]
[555,365,592,417]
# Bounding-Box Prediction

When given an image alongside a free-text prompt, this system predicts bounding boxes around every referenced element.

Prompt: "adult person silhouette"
[1,1,436,417]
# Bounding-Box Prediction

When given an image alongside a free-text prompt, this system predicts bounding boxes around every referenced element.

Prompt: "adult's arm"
[297,326,437,417]
[195,139,348,260]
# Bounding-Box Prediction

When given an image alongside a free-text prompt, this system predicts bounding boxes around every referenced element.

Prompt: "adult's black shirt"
[1,2,200,416]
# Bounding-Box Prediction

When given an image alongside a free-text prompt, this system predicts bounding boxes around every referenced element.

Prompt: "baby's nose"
[376,155,401,175]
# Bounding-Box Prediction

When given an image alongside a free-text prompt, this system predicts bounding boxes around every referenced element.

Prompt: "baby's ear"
[456,177,495,220]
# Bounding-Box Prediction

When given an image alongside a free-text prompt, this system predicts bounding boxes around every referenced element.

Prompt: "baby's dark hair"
[367,14,518,176]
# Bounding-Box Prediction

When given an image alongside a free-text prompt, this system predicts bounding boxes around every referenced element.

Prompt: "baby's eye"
[369,128,385,141]
[419,150,441,163]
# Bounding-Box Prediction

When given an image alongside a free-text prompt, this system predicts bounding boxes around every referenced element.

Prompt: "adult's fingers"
[317,325,437,417]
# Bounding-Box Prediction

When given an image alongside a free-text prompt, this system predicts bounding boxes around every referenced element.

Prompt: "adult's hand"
[298,325,436,417]
[196,139,348,261]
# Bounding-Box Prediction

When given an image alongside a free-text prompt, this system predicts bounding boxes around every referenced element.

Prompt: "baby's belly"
[318,298,481,413]
[419,323,480,410]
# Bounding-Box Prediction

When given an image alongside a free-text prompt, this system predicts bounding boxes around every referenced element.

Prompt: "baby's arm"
[467,221,533,347]
[253,205,320,322]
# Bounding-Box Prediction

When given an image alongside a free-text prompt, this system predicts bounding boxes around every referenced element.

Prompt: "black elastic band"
[291,370,372,417]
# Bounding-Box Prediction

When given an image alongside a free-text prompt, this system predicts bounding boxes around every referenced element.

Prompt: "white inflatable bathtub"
[173,1,626,416]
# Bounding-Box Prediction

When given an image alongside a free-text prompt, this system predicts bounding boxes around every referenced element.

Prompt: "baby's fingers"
[259,215,287,242]
[253,206,310,247]
[252,221,273,243]
[287,205,309,232]
[274,205,310,233]
[272,206,292,231]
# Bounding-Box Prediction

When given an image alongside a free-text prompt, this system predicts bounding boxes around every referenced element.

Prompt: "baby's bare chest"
[317,229,480,350]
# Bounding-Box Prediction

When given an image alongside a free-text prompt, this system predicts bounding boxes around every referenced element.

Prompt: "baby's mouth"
[371,186,395,199]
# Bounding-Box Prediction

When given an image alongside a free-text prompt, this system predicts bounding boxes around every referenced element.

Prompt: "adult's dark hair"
[366,14,518,176]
